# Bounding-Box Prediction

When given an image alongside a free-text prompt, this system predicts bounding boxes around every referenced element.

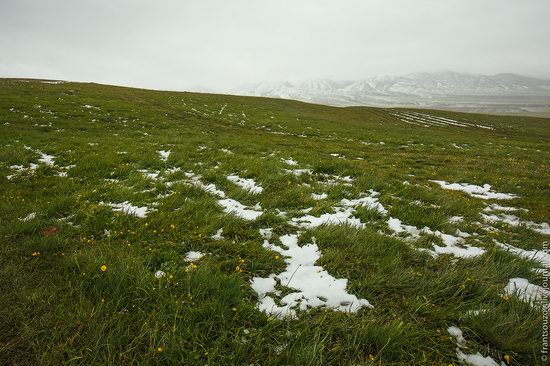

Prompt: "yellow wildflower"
[157,347,163,353]
[100,264,108,272]
[170,224,176,229]
[31,251,40,257]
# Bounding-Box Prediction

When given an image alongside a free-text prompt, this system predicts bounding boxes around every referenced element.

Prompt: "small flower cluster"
[235,258,246,273]
[185,262,198,273]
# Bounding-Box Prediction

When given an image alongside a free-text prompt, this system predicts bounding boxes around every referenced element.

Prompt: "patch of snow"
[184,172,226,198]
[251,233,372,319]
[311,193,328,200]
[185,251,204,262]
[447,326,500,366]
[38,152,55,166]
[218,199,263,221]
[158,150,170,162]
[284,169,312,176]
[291,192,386,229]
[494,240,550,267]
[137,169,161,181]
[504,277,548,305]
[212,228,224,240]
[483,203,527,212]
[430,180,517,200]
[227,175,263,194]
[20,212,37,222]
[107,201,150,218]
[282,158,298,166]
[482,213,550,235]
[449,216,464,224]
[387,218,485,258]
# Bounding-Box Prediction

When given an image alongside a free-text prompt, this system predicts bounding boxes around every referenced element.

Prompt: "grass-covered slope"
[0,78,549,365]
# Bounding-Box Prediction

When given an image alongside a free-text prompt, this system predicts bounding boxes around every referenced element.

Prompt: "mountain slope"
[0,78,548,365]
[231,71,550,115]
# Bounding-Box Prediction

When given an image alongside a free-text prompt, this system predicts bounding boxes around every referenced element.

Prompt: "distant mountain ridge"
[230,71,550,115]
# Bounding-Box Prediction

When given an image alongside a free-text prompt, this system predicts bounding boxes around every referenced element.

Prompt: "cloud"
[1,0,549,91]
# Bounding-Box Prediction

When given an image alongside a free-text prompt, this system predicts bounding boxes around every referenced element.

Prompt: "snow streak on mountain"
[230,71,550,115]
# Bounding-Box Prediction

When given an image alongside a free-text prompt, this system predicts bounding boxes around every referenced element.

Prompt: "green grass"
[0,78,549,365]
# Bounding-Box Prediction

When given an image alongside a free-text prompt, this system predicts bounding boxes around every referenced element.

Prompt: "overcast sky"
[1,0,549,91]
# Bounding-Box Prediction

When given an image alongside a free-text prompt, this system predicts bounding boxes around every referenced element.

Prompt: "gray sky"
[1,0,549,91]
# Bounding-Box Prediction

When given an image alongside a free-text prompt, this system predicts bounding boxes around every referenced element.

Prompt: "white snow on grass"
[38,152,55,166]
[448,216,464,224]
[138,169,161,181]
[184,171,226,198]
[212,228,224,240]
[494,240,550,267]
[387,217,422,239]
[283,168,312,176]
[227,175,263,194]
[447,326,500,366]
[387,218,485,258]
[19,212,37,222]
[481,213,550,235]
[185,251,204,262]
[483,203,528,213]
[251,233,372,319]
[218,199,263,221]
[107,201,150,218]
[158,150,170,162]
[282,158,298,166]
[291,191,386,229]
[430,180,517,200]
[311,193,328,200]
[504,277,548,305]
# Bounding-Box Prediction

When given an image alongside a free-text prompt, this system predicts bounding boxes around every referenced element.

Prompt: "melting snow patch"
[38,152,55,166]
[184,172,226,198]
[449,216,464,224]
[138,169,161,181]
[19,212,37,222]
[291,192,386,229]
[430,180,517,200]
[283,169,312,176]
[185,251,204,262]
[447,326,500,366]
[107,201,150,218]
[387,218,485,258]
[504,277,548,305]
[251,233,372,319]
[227,175,263,194]
[483,203,527,213]
[158,150,170,162]
[494,240,550,267]
[282,158,298,166]
[212,228,224,240]
[311,193,328,200]
[218,199,263,221]
[481,213,550,235]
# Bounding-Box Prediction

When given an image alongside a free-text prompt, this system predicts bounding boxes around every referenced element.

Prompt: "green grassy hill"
[1,78,549,365]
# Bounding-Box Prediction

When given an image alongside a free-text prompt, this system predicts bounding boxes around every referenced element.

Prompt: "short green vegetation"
[0,79,548,365]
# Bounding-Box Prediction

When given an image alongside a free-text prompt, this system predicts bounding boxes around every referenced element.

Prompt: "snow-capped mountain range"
[229,71,550,115]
